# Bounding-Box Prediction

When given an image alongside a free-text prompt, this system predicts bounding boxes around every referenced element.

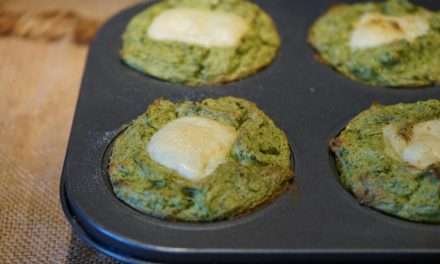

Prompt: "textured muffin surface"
[309,0,440,87]
[121,0,280,86]
[109,97,293,222]
[331,100,440,223]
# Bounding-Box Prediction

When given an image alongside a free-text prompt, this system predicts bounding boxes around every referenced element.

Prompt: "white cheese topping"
[147,117,237,181]
[350,13,429,49]
[147,7,248,47]
[383,119,440,169]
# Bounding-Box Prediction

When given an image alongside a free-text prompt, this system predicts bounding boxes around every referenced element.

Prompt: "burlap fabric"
[0,1,144,263]
[0,150,119,264]
[0,153,120,264]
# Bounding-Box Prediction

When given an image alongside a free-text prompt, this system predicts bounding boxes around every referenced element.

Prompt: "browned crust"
[352,175,376,205]
[426,164,440,180]
[329,137,343,153]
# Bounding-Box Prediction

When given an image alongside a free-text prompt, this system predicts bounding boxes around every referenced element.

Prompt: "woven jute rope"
[0,8,101,45]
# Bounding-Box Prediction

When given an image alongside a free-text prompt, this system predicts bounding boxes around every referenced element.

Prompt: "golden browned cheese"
[350,13,429,49]
[383,119,440,169]
[147,116,237,181]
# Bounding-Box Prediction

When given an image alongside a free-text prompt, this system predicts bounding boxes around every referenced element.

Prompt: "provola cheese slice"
[147,7,248,47]
[350,13,429,49]
[147,116,237,181]
[383,119,440,169]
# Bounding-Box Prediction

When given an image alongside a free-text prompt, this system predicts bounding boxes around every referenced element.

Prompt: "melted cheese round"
[350,13,429,49]
[383,119,440,169]
[147,117,237,181]
[147,8,248,47]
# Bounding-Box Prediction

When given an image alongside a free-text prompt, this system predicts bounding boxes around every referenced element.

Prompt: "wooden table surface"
[0,1,140,263]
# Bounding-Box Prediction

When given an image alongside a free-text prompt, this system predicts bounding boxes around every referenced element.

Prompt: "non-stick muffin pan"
[60,0,440,263]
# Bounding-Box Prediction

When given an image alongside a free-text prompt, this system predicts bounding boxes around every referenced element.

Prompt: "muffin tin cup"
[61,0,440,262]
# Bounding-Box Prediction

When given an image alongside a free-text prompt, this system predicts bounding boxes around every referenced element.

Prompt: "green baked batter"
[331,99,440,222]
[109,97,293,222]
[309,0,440,87]
[121,0,280,86]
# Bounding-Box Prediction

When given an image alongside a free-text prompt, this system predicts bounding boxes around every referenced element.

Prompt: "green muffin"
[309,0,440,87]
[121,0,280,86]
[331,99,440,223]
[109,97,293,222]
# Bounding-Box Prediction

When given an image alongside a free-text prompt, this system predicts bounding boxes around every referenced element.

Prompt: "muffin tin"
[61,0,440,262]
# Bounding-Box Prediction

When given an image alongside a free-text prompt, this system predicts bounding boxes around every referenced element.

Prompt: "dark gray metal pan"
[60,0,440,262]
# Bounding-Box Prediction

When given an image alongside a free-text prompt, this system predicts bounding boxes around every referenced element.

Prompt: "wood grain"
[0,0,140,263]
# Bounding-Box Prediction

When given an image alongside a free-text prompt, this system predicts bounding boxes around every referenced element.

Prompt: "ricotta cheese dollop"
[147,7,249,47]
[147,116,237,181]
[383,119,440,169]
[350,13,429,49]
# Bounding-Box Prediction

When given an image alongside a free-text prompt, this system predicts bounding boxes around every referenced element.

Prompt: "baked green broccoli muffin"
[121,0,280,86]
[309,0,440,87]
[331,99,440,223]
[109,97,293,222]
